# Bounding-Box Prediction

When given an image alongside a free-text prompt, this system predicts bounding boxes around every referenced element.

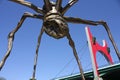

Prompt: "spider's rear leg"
[56,0,62,11]
[43,0,52,11]
[10,0,44,14]
[62,0,78,15]
[0,12,43,70]
[64,16,120,60]
[66,33,85,80]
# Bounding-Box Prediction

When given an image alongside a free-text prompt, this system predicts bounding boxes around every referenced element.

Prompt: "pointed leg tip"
[0,62,3,71]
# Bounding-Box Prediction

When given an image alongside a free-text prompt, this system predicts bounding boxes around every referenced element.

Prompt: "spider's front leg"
[0,12,43,70]
[31,26,44,80]
[66,33,85,80]
[64,16,120,60]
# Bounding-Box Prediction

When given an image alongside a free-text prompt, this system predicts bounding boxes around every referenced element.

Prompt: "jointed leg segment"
[0,12,43,70]
[44,0,52,11]
[56,0,62,11]
[64,16,120,60]
[62,0,78,15]
[10,0,44,14]
[31,26,44,80]
[67,33,85,80]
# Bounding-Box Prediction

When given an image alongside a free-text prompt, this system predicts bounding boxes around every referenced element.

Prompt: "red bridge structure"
[85,27,113,80]
[54,27,120,80]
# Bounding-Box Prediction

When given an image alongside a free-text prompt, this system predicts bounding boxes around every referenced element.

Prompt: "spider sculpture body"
[43,2,69,39]
[0,0,120,80]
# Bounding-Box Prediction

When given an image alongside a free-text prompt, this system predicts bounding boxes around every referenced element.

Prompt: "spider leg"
[0,12,43,70]
[31,26,44,80]
[9,0,44,14]
[66,33,85,80]
[56,0,62,11]
[44,0,52,11]
[62,0,78,15]
[64,16,120,60]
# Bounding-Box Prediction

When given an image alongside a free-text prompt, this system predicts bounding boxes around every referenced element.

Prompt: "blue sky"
[0,0,120,80]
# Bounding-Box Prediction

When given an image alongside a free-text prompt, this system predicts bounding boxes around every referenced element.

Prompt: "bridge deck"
[54,62,120,80]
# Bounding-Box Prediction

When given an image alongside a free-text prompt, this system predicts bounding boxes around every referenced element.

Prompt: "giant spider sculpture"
[0,0,120,80]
